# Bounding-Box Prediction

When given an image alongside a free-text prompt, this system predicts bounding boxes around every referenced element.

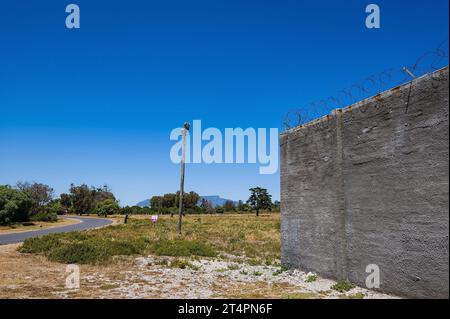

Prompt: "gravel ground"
[118,255,398,299]
[0,244,398,299]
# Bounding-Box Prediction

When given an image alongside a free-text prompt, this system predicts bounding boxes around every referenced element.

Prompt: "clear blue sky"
[0,0,448,206]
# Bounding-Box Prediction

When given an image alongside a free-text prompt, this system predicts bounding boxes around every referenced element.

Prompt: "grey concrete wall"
[280,67,449,298]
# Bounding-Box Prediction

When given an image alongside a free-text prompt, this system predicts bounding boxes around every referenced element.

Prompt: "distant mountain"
[197,195,238,208]
[136,199,150,207]
[136,195,238,208]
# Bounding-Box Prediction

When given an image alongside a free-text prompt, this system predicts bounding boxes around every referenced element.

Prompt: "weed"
[272,265,289,276]
[227,264,240,270]
[331,280,356,293]
[215,268,228,273]
[171,258,199,270]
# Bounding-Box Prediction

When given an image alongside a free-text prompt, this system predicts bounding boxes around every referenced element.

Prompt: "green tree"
[16,182,54,214]
[45,201,65,215]
[223,200,236,212]
[150,196,163,212]
[60,193,72,210]
[120,206,133,215]
[162,193,177,208]
[175,191,200,209]
[94,199,120,217]
[272,200,281,212]
[237,200,249,212]
[69,184,94,215]
[247,187,273,217]
[91,185,116,207]
[199,198,213,214]
[0,185,33,225]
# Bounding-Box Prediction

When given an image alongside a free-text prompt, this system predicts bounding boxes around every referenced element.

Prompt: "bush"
[20,232,149,264]
[171,258,199,270]
[151,239,217,257]
[20,234,62,254]
[331,280,355,292]
[30,211,58,222]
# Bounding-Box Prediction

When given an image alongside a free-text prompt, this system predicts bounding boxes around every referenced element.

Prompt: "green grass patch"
[306,274,318,282]
[331,280,356,292]
[227,264,240,270]
[171,258,199,270]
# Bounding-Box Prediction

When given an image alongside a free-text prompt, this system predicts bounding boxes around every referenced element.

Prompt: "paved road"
[0,217,113,245]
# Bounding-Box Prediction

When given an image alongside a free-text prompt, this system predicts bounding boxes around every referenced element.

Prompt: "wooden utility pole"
[178,122,190,237]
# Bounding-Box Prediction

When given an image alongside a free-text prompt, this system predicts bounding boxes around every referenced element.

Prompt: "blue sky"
[0,0,448,206]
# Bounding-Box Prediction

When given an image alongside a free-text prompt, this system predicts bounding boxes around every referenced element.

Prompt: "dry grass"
[19,214,280,265]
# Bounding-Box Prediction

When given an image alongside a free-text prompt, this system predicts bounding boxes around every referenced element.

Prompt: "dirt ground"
[0,243,397,299]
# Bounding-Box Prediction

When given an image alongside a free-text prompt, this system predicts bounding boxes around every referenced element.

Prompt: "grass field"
[19,213,280,265]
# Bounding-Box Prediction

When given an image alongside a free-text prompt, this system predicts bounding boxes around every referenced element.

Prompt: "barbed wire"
[283,41,449,131]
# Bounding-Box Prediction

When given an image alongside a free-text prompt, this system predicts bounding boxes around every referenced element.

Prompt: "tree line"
[1,182,59,225]
[149,187,279,216]
[0,182,120,225]
[1,182,279,226]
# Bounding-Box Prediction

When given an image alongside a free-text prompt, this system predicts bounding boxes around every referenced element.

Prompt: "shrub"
[45,238,147,264]
[331,280,356,292]
[306,274,318,282]
[171,258,199,270]
[30,211,58,222]
[20,234,62,254]
[48,241,109,264]
[19,232,149,264]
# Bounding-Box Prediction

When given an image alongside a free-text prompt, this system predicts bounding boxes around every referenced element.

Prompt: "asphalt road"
[0,217,113,245]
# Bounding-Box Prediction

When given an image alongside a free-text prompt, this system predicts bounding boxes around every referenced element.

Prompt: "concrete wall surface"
[280,67,449,298]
